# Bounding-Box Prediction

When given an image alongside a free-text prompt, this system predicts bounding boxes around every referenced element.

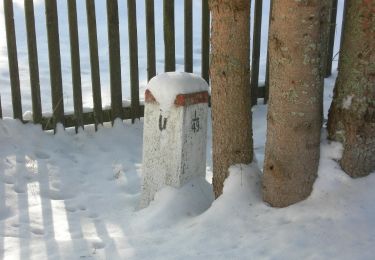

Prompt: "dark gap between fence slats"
[325,0,338,77]
[163,0,175,72]
[4,0,22,120]
[201,0,209,83]
[67,0,84,132]
[264,0,273,104]
[106,0,123,121]
[251,0,262,106]
[184,0,192,73]
[86,0,103,128]
[127,0,141,122]
[45,0,65,129]
[145,0,156,81]
[24,0,42,124]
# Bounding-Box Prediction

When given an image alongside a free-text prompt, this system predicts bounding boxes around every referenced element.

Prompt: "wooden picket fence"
[1,0,341,131]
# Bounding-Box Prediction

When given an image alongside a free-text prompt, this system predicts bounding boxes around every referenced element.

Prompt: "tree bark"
[209,0,253,198]
[262,0,326,207]
[327,0,375,177]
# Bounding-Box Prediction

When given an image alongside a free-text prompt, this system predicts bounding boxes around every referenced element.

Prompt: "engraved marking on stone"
[159,115,167,131]
[191,110,200,133]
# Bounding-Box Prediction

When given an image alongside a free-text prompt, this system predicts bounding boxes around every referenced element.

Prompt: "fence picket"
[127,0,141,121]
[325,0,338,77]
[67,0,84,131]
[201,0,209,83]
[45,0,65,129]
[184,0,193,73]
[163,0,175,72]
[145,0,156,81]
[4,0,22,120]
[251,0,262,106]
[0,94,2,119]
[338,0,347,72]
[2,0,344,130]
[24,0,42,124]
[106,0,123,121]
[264,0,273,104]
[86,0,103,128]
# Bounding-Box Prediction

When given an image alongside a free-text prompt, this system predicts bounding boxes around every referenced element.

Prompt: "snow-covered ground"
[2,1,373,260]
[1,72,375,259]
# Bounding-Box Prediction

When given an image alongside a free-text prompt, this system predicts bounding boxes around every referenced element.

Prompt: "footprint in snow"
[13,185,26,194]
[91,240,106,250]
[31,228,44,236]
[88,212,99,219]
[65,205,77,213]
[78,205,87,211]
[3,176,14,184]
[34,151,51,160]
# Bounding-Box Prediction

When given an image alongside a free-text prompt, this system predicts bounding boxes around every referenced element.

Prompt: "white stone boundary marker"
[140,72,209,208]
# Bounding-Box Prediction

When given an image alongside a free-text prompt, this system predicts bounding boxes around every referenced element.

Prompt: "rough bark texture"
[209,0,253,198]
[262,0,326,207]
[327,0,375,177]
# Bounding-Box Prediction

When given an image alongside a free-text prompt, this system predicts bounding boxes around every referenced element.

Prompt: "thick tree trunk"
[327,0,375,177]
[209,0,253,198]
[262,0,326,207]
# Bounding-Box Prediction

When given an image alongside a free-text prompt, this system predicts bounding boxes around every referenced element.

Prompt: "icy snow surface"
[2,0,370,259]
[147,72,209,112]
[1,71,375,259]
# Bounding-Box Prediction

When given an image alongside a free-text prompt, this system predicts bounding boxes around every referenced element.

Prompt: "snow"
[1,71,375,259]
[342,95,354,109]
[147,72,209,112]
[2,0,372,259]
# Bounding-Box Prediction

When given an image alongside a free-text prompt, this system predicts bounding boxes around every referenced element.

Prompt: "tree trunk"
[327,0,375,177]
[209,0,253,198]
[262,0,326,207]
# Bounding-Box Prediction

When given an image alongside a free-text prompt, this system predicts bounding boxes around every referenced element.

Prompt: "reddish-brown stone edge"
[145,89,209,107]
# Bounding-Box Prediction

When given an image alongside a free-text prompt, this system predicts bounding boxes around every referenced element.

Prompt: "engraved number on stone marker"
[159,115,167,131]
[191,110,200,133]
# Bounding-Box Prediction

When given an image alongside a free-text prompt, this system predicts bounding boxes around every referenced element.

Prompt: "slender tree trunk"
[262,0,326,207]
[210,0,253,198]
[327,0,375,177]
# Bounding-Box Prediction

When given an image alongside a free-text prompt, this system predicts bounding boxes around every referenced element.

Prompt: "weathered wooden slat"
[127,0,141,121]
[251,0,262,106]
[163,0,175,72]
[184,0,193,73]
[264,57,269,104]
[264,0,273,104]
[85,0,103,128]
[106,0,123,121]
[67,0,84,131]
[39,105,145,131]
[338,0,348,72]
[325,0,338,77]
[45,0,65,128]
[4,0,22,120]
[24,0,42,124]
[145,0,156,81]
[201,0,209,83]
[0,94,2,119]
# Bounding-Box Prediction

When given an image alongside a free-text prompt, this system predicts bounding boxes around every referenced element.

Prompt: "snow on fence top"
[146,72,209,112]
